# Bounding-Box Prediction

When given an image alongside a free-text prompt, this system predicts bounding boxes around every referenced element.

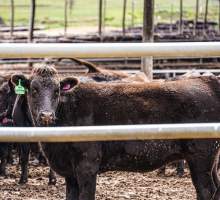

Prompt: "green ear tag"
[15,79,25,95]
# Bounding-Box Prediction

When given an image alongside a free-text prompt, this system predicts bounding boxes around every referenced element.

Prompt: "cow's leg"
[211,186,220,200]
[187,157,216,200]
[0,143,9,177]
[0,157,7,176]
[157,165,166,176]
[76,167,97,200]
[38,152,47,165]
[48,168,56,185]
[7,143,13,164]
[176,160,184,177]
[65,176,79,200]
[75,156,99,199]
[19,143,30,184]
[212,159,220,188]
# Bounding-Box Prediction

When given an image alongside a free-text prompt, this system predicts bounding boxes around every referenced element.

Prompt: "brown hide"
[59,76,220,126]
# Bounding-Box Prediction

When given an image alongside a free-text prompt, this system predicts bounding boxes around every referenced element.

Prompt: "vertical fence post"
[28,0,35,68]
[64,0,68,36]
[69,0,74,15]
[131,0,135,28]
[170,4,173,33]
[122,0,127,37]
[10,0,14,38]
[204,0,209,34]
[98,0,103,40]
[194,0,199,36]
[103,0,107,31]
[141,0,154,80]
[219,0,220,33]
[179,0,183,34]
[29,0,35,42]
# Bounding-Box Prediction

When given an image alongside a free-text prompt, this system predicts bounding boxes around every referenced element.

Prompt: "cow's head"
[11,65,79,126]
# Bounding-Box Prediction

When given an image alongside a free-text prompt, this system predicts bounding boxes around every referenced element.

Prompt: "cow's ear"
[11,74,29,90]
[60,77,79,92]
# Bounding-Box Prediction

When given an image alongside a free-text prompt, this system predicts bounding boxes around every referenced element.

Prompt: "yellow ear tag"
[15,79,25,95]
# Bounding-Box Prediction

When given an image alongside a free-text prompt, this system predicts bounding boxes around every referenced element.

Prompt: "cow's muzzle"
[38,111,55,126]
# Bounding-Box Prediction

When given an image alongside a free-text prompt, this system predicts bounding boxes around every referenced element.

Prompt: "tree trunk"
[98,0,103,39]
[179,0,183,34]
[141,0,154,80]
[64,0,68,36]
[10,0,14,37]
[29,0,35,42]
[194,0,199,35]
[122,0,127,37]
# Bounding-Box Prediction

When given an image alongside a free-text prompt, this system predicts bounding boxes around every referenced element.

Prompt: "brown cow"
[11,65,220,200]
[56,57,149,83]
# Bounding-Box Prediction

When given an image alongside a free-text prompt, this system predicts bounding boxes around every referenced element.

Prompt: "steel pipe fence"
[0,42,220,141]
[1,42,220,58]
[0,123,219,142]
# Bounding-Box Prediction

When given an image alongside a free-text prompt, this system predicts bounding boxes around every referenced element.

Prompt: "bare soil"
[0,160,196,200]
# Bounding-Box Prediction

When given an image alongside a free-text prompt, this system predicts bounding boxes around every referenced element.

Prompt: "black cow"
[0,75,15,176]
[0,74,57,184]
[11,65,220,200]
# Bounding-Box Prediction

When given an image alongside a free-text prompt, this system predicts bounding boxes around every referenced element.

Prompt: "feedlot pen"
[0,42,219,200]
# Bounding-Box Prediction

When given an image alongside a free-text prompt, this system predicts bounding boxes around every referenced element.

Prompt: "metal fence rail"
[0,123,219,142]
[1,42,220,58]
[0,42,220,141]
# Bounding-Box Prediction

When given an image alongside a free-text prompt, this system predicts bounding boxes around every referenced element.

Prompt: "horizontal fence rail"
[1,43,220,142]
[1,42,220,58]
[0,123,220,142]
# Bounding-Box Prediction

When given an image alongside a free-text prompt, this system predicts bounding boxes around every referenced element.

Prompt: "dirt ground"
[0,158,196,200]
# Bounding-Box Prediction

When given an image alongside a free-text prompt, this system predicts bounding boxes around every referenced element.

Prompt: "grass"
[0,0,219,30]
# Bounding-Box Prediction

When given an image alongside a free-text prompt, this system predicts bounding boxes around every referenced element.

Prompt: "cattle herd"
[0,58,219,200]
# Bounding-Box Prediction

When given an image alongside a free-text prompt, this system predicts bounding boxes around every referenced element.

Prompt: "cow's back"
[59,76,220,126]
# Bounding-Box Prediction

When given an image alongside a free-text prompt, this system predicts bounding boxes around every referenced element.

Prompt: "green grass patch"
[0,0,219,30]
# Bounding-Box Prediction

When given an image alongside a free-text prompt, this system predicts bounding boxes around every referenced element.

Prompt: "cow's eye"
[32,88,38,96]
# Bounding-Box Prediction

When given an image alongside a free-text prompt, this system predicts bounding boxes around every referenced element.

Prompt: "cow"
[11,65,220,200]
[0,74,15,176]
[0,73,57,184]
[16,60,148,182]
[56,57,149,83]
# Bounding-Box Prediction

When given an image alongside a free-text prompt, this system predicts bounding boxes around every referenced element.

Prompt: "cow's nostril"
[39,111,54,125]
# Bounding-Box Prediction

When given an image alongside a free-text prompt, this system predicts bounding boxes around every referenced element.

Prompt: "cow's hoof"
[0,169,7,177]
[48,178,57,185]
[19,178,27,184]
[157,170,165,177]
[177,171,184,178]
